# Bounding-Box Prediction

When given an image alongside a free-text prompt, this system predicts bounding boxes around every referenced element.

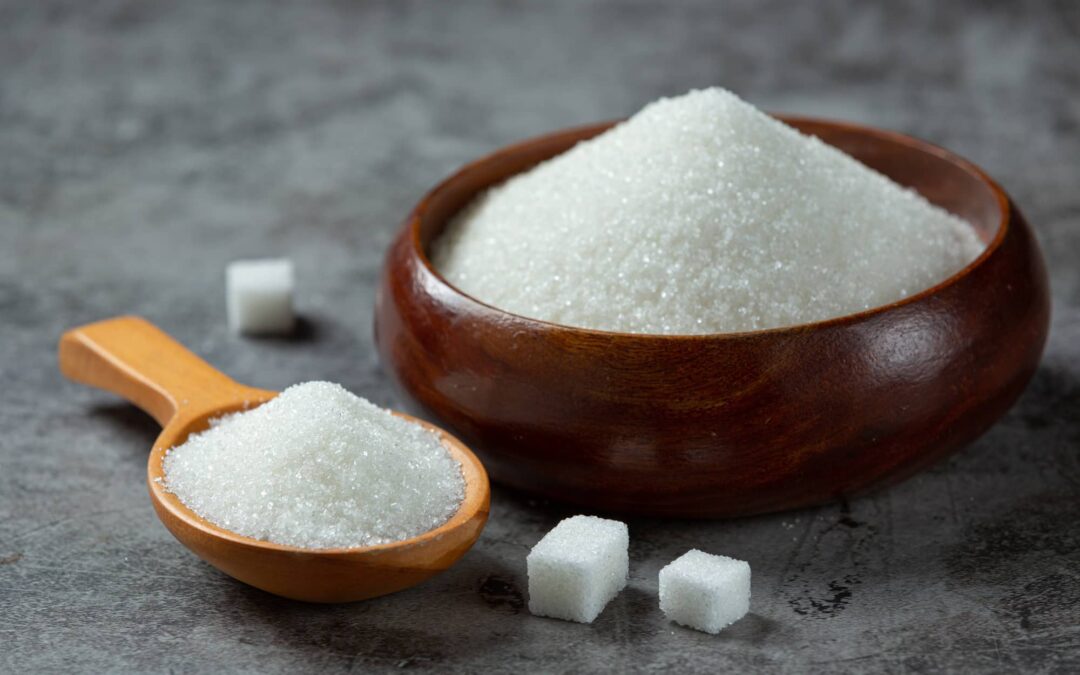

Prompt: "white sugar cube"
[226,259,295,335]
[526,515,628,623]
[659,549,751,634]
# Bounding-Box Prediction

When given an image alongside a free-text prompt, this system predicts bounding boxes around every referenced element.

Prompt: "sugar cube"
[526,515,629,623]
[659,549,750,634]
[226,258,295,335]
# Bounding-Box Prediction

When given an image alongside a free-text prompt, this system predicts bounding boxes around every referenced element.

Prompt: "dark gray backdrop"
[2,1,1078,672]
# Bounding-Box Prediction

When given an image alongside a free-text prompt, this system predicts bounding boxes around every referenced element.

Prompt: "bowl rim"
[404,115,1012,341]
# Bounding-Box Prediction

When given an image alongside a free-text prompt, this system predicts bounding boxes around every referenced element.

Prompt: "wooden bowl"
[374,117,1050,518]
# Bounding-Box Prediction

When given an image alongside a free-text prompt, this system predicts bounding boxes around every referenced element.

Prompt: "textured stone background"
[1,1,1078,672]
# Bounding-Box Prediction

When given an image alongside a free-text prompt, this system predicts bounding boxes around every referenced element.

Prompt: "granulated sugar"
[433,88,984,334]
[162,382,464,549]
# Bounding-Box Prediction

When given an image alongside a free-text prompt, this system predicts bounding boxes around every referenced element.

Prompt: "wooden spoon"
[58,316,490,602]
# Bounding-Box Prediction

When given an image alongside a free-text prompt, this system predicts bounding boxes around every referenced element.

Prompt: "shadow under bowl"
[374,117,1050,518]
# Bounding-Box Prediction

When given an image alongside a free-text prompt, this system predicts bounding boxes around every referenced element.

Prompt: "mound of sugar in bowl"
[434,87,985,335]
[162,381,464,549]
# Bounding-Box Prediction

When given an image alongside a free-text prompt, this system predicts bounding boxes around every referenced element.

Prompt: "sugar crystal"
[434,88,984,334]
[162,381,464,549]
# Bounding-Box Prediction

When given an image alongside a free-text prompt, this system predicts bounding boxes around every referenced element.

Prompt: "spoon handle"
[58,315,267,427]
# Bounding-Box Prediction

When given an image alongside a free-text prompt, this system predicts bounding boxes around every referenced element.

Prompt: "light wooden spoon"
[59,316,490,602]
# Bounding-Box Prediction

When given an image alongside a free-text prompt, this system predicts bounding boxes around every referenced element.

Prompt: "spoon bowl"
[60,316,489,602]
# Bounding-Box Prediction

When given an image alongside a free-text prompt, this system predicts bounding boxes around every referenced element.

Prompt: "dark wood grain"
[374,118,1050,518]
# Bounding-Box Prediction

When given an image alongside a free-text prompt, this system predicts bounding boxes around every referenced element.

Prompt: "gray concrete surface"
[1,1,1078,672]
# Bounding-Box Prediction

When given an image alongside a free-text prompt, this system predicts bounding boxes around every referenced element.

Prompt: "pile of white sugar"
[162,381,464,549]
[433,88,985,334]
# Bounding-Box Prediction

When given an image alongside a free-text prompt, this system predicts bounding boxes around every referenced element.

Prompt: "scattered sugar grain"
[434,88,984,334]
[162,381,464,549]
[526,515,629,623]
